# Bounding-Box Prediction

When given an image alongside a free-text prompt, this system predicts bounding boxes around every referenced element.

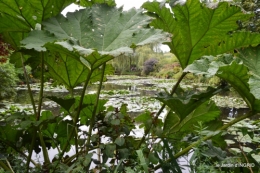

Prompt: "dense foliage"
[0,0,260,172]
[0,35,17,100]
[0,62,17,100]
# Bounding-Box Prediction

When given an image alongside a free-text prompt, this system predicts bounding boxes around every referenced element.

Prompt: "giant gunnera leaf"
[163,101,220,135]
[237,46,260,100]
[0,0,74,49]
[185,54,260,112]
[143,0,260,69]
[21,4,166,58]
[156,86,224,120]
[20,4,166,90]
[44,50,114,90]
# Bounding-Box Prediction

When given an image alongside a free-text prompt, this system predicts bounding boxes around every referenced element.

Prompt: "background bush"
[0,61,18,100]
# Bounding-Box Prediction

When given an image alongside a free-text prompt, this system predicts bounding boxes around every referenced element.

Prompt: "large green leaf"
[72,94,107,125]
[0,0,74,48]
[44,51,90,90]
[0,124,23,145]
[184,54,234,76]
[164,101,220,134]
[20,4,166,88]
[44,50,113,90]
[163,111,180,135]
[156,86,224,120]
[46,97,75,113]
[0,0,74,31]
[143,0,260,69]
[217,62,254,107]
[89,64,114,83]
[135,111,153,133]
[237,46,260,100]
[21,4,166,55]
[45,39,115,71]
[185,55,260,112]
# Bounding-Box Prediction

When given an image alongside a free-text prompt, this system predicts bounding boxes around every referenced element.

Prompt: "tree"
[142,58,158,75]
[110,44,165,74]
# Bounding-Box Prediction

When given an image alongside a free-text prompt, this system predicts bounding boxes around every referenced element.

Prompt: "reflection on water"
[14,82,157,104]
[101,83,129,90]
[220,107,249,119]
[14,82,250,120]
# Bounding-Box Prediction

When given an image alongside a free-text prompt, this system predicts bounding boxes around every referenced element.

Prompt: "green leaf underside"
[216,62,254,107]
[143,0,260,68]
[156,86,224,119]
[46,97,75,113]
[0,0,73,49]
[44,51,113,90]
[0,0,73,31]
[185,55,260,112]
[184,54,234,76]
[44,52,90,90]
[21,4,166,55]
[238,46,260,100]
[164,101,220,134]
[74,95,107,125]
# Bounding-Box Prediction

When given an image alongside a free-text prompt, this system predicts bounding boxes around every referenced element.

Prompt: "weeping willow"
[109,44,165,74]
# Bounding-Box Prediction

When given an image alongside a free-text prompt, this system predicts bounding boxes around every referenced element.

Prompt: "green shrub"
[0,62,18,100]
[208,76,221,86]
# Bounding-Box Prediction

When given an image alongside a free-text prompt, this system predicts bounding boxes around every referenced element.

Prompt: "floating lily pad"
[252,154,260,162]
[241,147,253,153]
[225,139,236,145]
[230,148,241,153]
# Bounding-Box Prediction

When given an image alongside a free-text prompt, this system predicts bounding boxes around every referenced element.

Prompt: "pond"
[0,75,256,172]
[6,75,248,115]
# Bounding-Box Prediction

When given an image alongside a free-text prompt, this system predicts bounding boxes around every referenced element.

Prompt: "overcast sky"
[116,0,150,10]
[62,0,160,14]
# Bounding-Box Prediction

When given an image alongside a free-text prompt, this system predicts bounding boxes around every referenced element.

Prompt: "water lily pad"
[252,154,260,162]
[252,136,260,143]
[241,147,253,153]
[235,133,252,143]
[230,148,241,153]
[225,139,236,145]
